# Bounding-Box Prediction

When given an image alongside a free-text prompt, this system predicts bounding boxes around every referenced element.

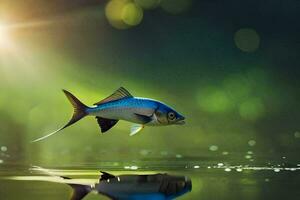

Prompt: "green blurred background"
[0,0,299,168]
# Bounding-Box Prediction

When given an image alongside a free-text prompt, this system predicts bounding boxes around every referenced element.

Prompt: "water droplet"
[248,140,256,146]
[0,159,3,164]
[222,151,229,155]
[209,145,218,151]
[193,165,200,169]
[282,156,286,159]
[175,154,183,158]
[1,146,7,152]
[247,151,253,155]
[130,166,138,170]
[124,166,130,169]
[265,178,270,182]
[245,155,252,159]
[160,151,168,156]
[207,166,211,169]
[225,168,231,172]
[217,163,224,167]
[236,168,243,172]
[274,168,280,172]
[294,131,300,138]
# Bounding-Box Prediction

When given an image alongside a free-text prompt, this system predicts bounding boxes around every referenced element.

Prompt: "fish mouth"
[176,120,185,125]
[176,117,185,125]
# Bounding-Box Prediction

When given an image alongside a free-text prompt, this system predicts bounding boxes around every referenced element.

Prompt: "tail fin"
[62,89,88,127]
[60,175,91,200]
[31,90,88,143]
[66,181,91,200]
[30,166,92,200]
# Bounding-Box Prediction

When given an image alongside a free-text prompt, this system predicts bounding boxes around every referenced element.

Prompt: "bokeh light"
[234,28,260,52]
[236,168,243,172]
[239,98,265,121]
[1,146,7,152]
[175,154,182,158]
[197,86,234,113]
[274,168,280,172]
[105,0,131,29]
[222,151,229,155]
[121,2,143,26]
[248,140,256,146]
[209,145,218,151]
[134,0,161,10]
[160,0,193,15]
[223,74,252,102]
[0,23,11,49]
[225,168,231,172]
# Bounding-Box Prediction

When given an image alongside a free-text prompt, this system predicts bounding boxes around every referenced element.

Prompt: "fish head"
[155,103,185,125]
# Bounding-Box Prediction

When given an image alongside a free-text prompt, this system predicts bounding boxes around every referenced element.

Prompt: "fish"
[32,87,185,142]
[28,167,192,200]
[67,171,192,200]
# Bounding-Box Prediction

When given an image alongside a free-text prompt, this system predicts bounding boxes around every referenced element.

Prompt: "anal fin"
[96,117,118,133]
[130,124,144,136]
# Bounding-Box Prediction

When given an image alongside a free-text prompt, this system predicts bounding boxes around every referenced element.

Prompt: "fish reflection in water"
[5,167,192,200]
[68,171,192,200]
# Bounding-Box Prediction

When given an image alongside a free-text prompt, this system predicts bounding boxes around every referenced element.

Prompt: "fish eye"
[168,112,176,120]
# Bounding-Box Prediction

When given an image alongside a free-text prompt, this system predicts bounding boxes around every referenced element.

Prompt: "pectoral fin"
[96,117,119,133]
[134,113,152,124]
[130,124,144,136]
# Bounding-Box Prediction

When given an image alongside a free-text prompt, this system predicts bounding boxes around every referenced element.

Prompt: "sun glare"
[0,23,11,49]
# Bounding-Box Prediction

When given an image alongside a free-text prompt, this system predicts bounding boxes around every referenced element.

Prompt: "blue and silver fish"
[27,167,192,200]
[67,171,192,200]
[32,87,185,142]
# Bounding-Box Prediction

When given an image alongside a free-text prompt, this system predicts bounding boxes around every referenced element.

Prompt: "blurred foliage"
[0,0,299,170]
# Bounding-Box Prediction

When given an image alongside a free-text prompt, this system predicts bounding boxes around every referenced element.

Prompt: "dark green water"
[1,156,300,199]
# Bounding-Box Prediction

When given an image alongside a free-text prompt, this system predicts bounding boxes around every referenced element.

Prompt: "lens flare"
[0,23,11,49]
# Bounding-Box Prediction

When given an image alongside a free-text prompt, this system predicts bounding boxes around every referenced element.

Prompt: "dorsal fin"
[94,87,133,105]
[100,171,115,181]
